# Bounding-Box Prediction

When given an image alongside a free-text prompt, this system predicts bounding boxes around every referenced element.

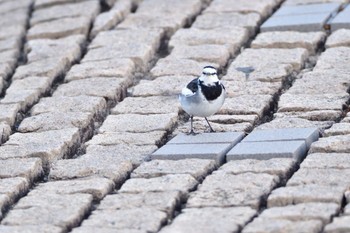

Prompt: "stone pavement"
[0,0,350,232]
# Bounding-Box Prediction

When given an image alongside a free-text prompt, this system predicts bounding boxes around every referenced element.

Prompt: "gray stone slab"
[267,185,346,207]
[150,58,209,77]
[168,132,244,145]
[187,172,279,209]
[243,218,323,233]
[152,143,234,164]
[261,12,331,32]
[243,127,319,148]
[301,153,350,169]
[326,29,350,48]
[131,159,216,181]
[274,110,343,122]
[0,103,21,126]
[330,5,350,31]
[0,177,29,202]
[258,202,339,224]
[313,47,350,73]
[1,89,41,112]
[274,3,340,16]
[160,207,257,233]
[0,158,43,182]
[227,140,307,161]
[71,227,146,233]
[0,122,11,143]
[324,215,350,233]
[0,225,64,233]
[309,135,350,153]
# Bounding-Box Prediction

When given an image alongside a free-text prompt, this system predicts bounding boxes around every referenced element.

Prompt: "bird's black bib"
[199,80,223,101]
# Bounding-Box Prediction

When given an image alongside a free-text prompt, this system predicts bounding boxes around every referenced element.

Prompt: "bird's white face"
[199,66,219,85]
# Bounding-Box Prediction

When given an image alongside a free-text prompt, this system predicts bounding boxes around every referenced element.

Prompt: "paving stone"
[302,153,350,170]
[0,128,80,166]
[85,144,157,166]
[278,94,349,112]
[168,132,244,145]
[175,120,253,134]
[227,140,307,161]
[30,1,100,26]
[261,12,332,32]
[309,134,350,153]
[111,96,180,115]
[0,37,22,52]
[53,77,130,104]
[150,58,209,77]
[27,16,91,40]
[33,0,95,9]
[6,76,52,94]
[49,153,134,183]
[324,215,350,233]
[98,113,177,133]
[0,103,20,126]
[1,89,42,111]
[219,95,273,116]
[345,203,350,213]
[243,218,323,233]
[168,27,249,55]
[0,158,43,182]
[287,168,350,187]
[131,159,216,181]
[283,0,347,5]
[66,58,135,81]
[33,178,114,200]
[251,31,326,53]
[0,0,31,13]
[0,25,25,40]
[98,191,181,216]
[0,194,10,218]
[119,174,198,197]
[326,29,350,48]
[219,158,295,178]
[259,202,339,224]
[86,131,166,146]
[330,5,350,31]
[267,185,346,207]
[152,143,234,165]
[0,225,64,233]
[31,96,107,118]
[193,12,261,35]
[2,193,93,230]
[18,111,94,133]
[276,110,344,121]
[0,8,28,27]
[206,114,259,125]
[160,207,257,233]
[130,75,197,97]
[81,208,167,232]
[0,122,11,143]
[225,80,282,96]
[169,44,230,67]
[243,127,319,148]
[274,2,340,16]
[187,172,279,209]
[313,47,350,74]
[71,227,145,233]
[0,177,29,202]
[324,122,350,136]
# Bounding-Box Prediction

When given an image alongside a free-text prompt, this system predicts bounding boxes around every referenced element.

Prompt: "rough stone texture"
[267,185,346,207]
[258,202,339,224]
[6,76,52,94]
[251,31,326,53]
[0,158,43,182]
[98,114,178,133]
[0,225,64,233]
[309,135,350,153]
[131,75,197,97]
[160,207,257,233]
[131,159,216,181]
[274,2,340,16]
[2,193,93,230]
[33,178,114,200]
[0,89,41,112]
[324,123,350,136]
[111,96,180,115]
[31,96,107,117]
[326,29,350,48]
[175,120,253,134]
[81,208,167,232]
[324,215,350,233]
[278,94,349,112]
[225,80,282,97]
[313,47,350,74]
[168,132,244,144]
[0,128,80,166]
[193,12,261,35]
[287,168,350,187]
[27,16,91,40]
[71,227,145,233]
[98,191,181,216]
[301,153,350,169]
[66,59,135,81]
[205,114,259,125]
[186,172,279,209]
[119,174,198,197]
[86,131,166,146]
[219,158,295,178]
[0,177,29,203]
[0,103,21,126]
[283,0,347,5]
[274,110,343,122]
[0,122,11,143]
[49,154,133,184]
[243,218,323,233]
[227,140,307,161]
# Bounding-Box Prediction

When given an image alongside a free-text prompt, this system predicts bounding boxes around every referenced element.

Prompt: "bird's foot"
[187,129,198,135]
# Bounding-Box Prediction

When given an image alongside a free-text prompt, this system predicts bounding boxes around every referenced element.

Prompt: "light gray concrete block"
[243,127,319,148]
[227,140,307,161]
[324,215,350,233]
[274,3,340,16]
[330,5,350,31]
[168,132,244,145]
[151,143,234,164]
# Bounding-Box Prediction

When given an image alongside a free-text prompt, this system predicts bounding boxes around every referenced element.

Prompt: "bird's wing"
[181,78,198,96]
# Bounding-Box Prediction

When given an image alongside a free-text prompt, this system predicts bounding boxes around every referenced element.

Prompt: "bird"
[179,65,226,134]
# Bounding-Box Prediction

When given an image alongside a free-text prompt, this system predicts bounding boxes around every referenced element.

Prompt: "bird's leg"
[188,115,196,135]
[205,117,215,132]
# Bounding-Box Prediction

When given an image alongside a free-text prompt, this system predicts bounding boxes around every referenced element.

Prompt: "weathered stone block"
[0,158,43,182]
[309,134,350,153]
[168,132,244,145]
[324,215,350,233]
[326,29,350,48]
[324,122,350,136]
[301,153,350,169]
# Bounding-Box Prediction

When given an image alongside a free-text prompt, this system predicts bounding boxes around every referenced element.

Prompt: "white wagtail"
[179,66,226,134]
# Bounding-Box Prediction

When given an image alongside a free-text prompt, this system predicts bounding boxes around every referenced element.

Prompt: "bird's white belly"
[180,92,225,117]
